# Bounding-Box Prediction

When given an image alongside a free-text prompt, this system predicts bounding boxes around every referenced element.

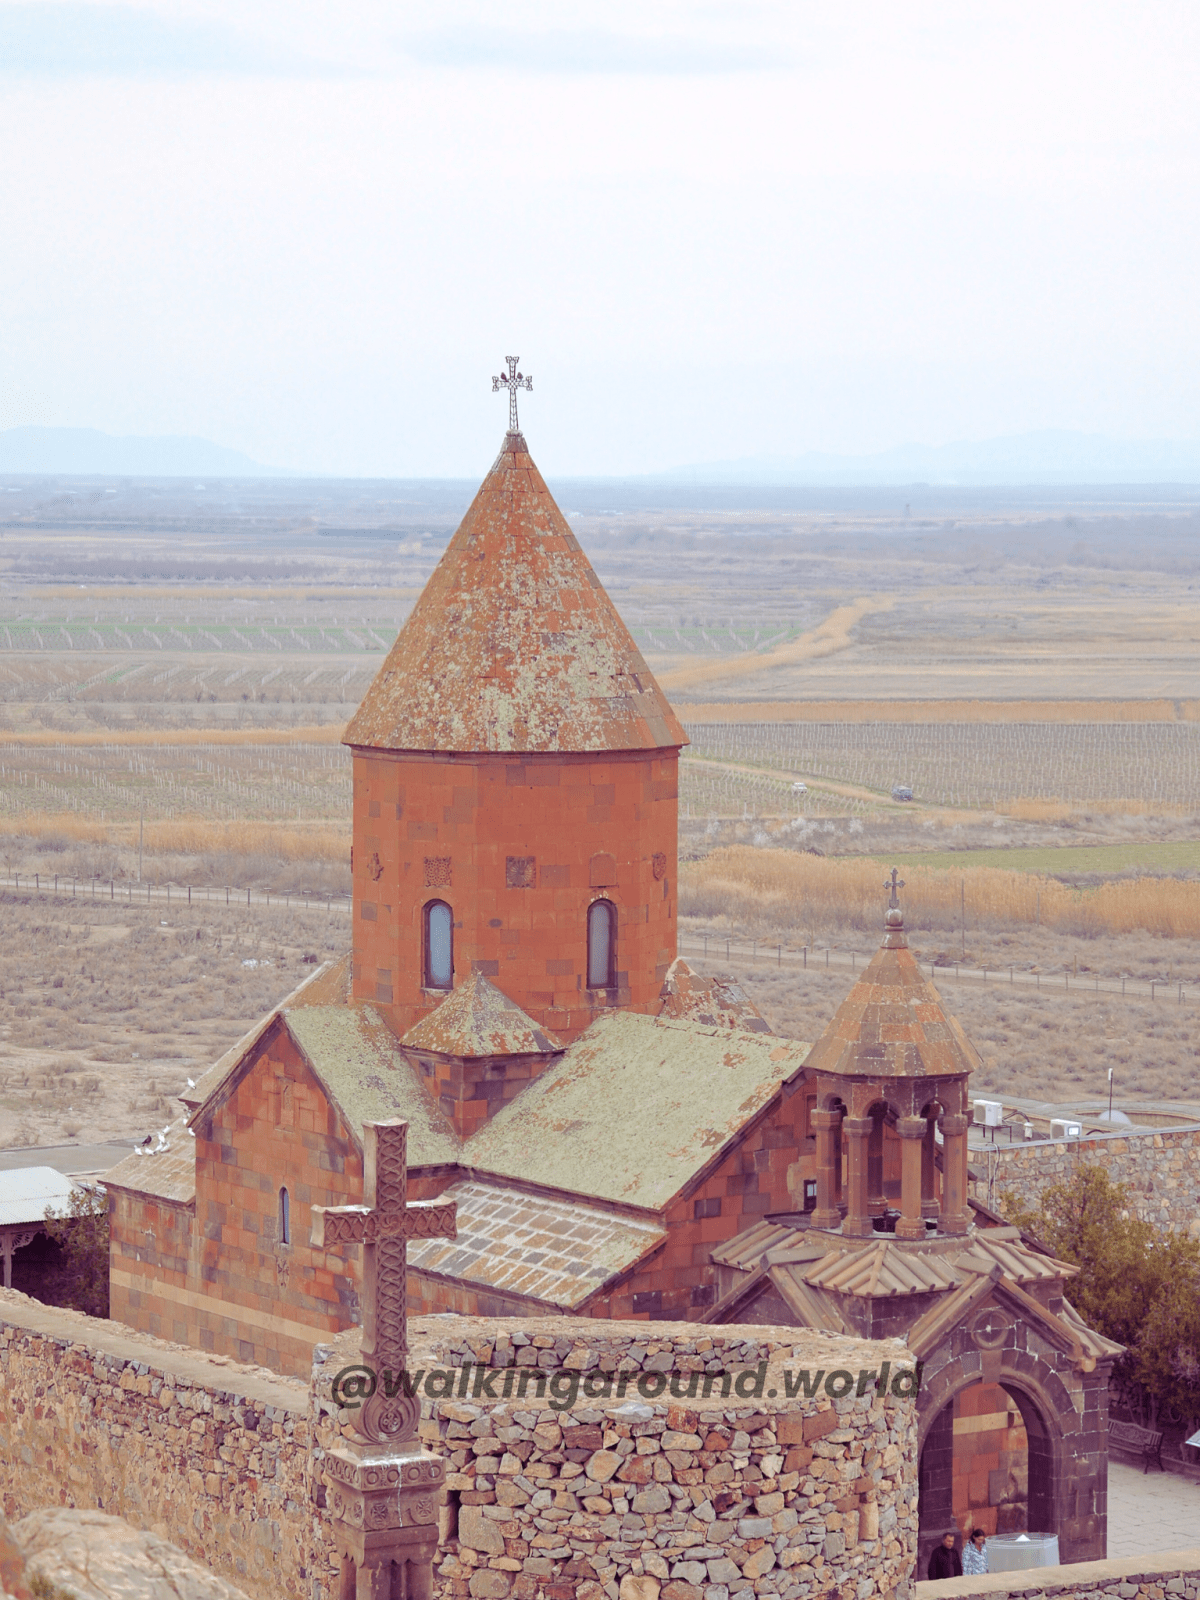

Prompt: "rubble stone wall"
[314,1316,922,1600]
[0,1293,326,1600]
[970,1126,1200,1234]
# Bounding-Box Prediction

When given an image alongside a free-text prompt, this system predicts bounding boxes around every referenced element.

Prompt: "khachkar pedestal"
[311,1120,457,1600]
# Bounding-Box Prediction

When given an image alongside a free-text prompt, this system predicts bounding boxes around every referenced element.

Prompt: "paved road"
[0,1141,136,1177]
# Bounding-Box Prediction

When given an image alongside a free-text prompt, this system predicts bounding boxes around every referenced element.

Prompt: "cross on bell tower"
[492,356,532,433]
[885,867,906,910]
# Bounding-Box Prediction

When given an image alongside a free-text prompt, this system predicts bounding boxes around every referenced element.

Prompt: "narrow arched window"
[587,899,616,989]
[279,1186,290,1246]
[424,900,453,990]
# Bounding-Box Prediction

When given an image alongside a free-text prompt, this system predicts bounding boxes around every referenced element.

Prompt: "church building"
[105,410,1116,1566]
[106,422,817,1372]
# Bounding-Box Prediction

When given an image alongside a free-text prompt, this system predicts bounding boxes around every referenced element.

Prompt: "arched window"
[587,899,616,989]
[279,1186,290,1247]
[424,900,453,990]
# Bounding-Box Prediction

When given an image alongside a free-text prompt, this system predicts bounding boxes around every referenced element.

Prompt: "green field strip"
[852,842,1200,875]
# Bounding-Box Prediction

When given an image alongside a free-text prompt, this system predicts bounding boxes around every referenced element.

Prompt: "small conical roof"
[803,916,982,1080]
[345,432,687,754]
[401,972,562,1059]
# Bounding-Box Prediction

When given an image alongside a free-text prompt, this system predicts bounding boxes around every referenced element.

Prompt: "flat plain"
[2,469,1199,1141]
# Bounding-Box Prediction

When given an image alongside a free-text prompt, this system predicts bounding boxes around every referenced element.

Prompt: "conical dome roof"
[803,917,982,1080]
[344,432,687,754]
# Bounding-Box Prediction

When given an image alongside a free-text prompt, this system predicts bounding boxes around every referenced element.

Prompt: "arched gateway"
[705,888,1120,1570]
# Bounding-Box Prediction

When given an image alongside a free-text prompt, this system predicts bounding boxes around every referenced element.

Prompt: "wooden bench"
[1108,1418,1165,1473]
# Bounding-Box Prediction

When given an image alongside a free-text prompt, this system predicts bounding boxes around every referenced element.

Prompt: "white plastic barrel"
[985,1533,1060,1571]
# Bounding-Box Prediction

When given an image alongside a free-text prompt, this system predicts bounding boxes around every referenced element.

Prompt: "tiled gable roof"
[465,1009,811,1211]
[343,432,686,754]
[407,1179,665,1310]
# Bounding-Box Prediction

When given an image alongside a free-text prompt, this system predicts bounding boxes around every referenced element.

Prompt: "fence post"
[110,880,113,900]
[226,887,230,906]
[1151,982,1156,1001]
[35,873,38,891]
[247,888,251,908]
[188,885,191,906]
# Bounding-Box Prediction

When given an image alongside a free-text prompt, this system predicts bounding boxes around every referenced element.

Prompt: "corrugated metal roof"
[803,923,982,1080]
[0,1166,77,1226]
[343,431,687,755]
[285,1005,461,1166]
[465,1009,811,1211]
[408,1178,665,1310]
[402,973,562,1059]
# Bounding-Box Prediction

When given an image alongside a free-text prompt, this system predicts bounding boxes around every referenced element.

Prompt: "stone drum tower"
[343,414,687,1042]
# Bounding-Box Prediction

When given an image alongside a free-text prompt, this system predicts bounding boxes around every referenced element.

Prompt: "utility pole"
[961,877,966,959]
[138,804,144,884]
[1108,1066,1114,1121]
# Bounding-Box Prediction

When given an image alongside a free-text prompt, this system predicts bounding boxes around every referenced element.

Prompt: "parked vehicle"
[791,781,808,794]
[891,784,914,802]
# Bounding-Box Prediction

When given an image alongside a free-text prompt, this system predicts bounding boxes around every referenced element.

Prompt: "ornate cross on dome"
[885,867,905,909]
[492,356,532,433]
[311,1119,456,1443]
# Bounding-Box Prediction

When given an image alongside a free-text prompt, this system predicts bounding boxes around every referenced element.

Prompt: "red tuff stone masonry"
[344,427,685,1041]
[349,747,679,1039]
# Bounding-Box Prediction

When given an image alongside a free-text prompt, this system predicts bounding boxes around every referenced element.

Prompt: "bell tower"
[344,414,687,1042]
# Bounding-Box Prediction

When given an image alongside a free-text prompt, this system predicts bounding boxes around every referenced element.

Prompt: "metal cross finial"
[885,867,906,910]
[492,356,532,433]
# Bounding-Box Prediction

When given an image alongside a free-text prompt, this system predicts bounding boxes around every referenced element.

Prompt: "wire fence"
[0,871,350,914]
[677,932,1198,1006]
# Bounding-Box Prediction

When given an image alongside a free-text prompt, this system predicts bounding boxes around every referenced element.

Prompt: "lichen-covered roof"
[179,954,351,1112]
[343,431,687,754]
[284,1005,461,1166]
[803,921,982,1080]
[657,958,774,1033]
[402,973,562,1059]
[464,1010,811,1211]
[407,1178,665,1309]
[102,1119,197,1205]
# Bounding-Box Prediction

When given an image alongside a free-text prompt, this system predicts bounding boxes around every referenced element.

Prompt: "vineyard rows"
[683,721,1200,807]
[0,741,351,823]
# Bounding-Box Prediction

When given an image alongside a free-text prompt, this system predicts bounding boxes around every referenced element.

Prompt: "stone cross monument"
[311,1120,457,1600]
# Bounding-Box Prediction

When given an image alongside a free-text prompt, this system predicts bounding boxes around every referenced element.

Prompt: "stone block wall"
[970,1127,1200,1234]
[313,1315,922,1600]
[350,748,679,1042]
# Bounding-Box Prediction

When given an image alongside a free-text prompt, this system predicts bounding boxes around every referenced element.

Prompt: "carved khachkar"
[312,1120,457,1600]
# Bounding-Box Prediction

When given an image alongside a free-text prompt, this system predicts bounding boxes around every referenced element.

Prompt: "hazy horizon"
[2,3,1198,477]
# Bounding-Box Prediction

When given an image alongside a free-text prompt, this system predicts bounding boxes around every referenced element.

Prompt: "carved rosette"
[324,1447,444,1534]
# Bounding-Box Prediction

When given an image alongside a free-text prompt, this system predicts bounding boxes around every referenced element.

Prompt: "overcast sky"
[1,1,1197,476]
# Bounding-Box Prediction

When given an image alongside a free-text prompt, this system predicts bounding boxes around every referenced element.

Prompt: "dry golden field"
[1,474,1199,1138]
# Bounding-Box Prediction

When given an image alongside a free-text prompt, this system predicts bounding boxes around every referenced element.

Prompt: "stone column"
[921,1115,939,1221]
[939,1113,971,1234]
[810,1108,843,1229]
[895,1117,928,1240]
[867,1110,886,1219]
[842,1116,875,1237]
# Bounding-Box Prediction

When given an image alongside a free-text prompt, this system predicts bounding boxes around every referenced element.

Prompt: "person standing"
[928,1532,963,1581]
[963,1529,989,1575]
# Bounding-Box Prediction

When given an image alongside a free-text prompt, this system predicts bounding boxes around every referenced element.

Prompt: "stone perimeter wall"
[0,1295,918,1600]
[314,1317,921,1600]
[912,1547,1200,1600]
[0,1296,325,1600]
[970,1127,1200,1235]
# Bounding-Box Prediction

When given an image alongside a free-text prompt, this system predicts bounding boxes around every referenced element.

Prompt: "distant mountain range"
[659,430,1200,486]
[0,427,281,477]
[5,424,1200,486]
